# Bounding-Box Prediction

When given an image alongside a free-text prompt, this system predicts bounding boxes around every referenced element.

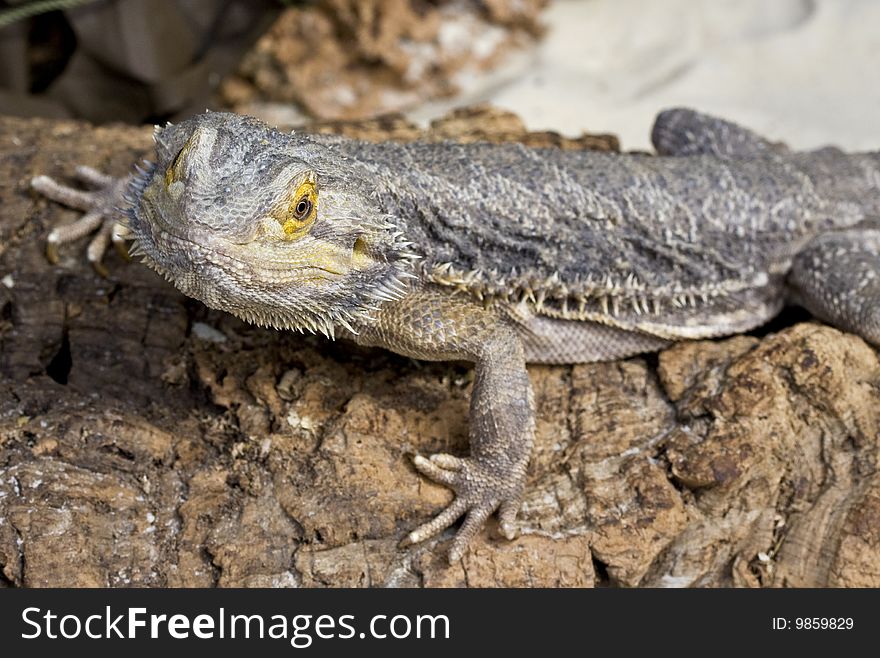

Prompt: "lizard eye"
[281,178,318,236]
[293,196,313,220]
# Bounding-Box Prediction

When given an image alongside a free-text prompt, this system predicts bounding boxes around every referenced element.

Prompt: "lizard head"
[125,112,417,336]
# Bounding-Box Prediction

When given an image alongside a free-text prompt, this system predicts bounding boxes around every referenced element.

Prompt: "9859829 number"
[795,618,853,630]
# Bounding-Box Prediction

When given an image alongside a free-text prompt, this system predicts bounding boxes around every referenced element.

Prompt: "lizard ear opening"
[351,235,374,269]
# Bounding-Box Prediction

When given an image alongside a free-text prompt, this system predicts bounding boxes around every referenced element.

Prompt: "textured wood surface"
[0,109,877,587]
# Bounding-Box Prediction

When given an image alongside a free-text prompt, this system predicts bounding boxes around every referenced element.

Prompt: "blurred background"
[0,0,877,150]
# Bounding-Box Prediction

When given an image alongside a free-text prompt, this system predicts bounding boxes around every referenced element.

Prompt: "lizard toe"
[400,496,469,547]
[428,453,463,469]
[46,208,104,264]
[412,454,458,485]
[75,165,116,188]
[86,218,118,277]
[406,454,526,561]
[497,498,522,540]
[448,504,496,563]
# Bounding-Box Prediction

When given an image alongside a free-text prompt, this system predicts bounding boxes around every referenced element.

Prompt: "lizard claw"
[403,452,524,563]
[31,170,132,275]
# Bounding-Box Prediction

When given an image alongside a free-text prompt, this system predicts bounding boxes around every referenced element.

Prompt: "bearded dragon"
[31,108,880,563]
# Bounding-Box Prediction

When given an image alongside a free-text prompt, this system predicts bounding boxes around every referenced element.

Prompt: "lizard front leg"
[354,285,535,563]
[31,166,132,275]
[789,227,880,345]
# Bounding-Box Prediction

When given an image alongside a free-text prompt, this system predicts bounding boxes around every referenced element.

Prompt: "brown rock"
[305,105,619,151]
[1,110,878,589]
[220,0,549,121]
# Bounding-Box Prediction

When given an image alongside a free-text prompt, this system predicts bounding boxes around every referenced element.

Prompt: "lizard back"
[329,139,872,337]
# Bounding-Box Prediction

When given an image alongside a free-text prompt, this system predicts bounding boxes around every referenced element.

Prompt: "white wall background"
[414,0,880,151]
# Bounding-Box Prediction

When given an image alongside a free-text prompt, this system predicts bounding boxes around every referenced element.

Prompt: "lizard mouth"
[129,179,348,280]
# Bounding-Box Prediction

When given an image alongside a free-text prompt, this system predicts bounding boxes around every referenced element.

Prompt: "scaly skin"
[354,285,534,562]
[32,109,880,562]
